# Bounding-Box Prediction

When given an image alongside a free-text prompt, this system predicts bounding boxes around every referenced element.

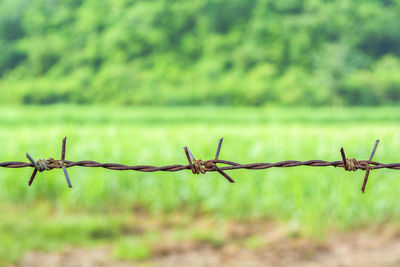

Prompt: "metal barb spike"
[361,139,380,193]
[61,137,72,188]
[215,138,223,160]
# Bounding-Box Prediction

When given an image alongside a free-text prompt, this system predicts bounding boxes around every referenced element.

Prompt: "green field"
[1,105,400,264]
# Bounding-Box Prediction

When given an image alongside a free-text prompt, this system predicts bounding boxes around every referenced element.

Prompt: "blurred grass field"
[1,105,400,264]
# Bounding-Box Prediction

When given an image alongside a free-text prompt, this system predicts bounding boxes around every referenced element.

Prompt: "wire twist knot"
[192,159,206,174]
[190,159,220,174]
[48,158,65,168]
[344,158,358,171]
[37,159,51,172]
[35,158,65,172]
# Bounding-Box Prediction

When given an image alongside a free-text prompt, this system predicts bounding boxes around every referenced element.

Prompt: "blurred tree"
[0,0,399,106]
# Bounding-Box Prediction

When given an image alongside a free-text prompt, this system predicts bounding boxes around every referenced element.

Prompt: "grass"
[1,105,400,264]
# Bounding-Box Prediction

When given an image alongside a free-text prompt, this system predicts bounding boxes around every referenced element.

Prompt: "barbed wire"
[0,137,397,193]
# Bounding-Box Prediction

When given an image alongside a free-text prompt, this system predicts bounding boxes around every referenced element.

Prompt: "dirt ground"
[18,221,400,267]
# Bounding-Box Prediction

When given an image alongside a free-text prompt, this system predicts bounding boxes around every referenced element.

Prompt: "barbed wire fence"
[0,137,396,193]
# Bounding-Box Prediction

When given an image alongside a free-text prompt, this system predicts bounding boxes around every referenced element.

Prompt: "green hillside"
[1,0,400,105]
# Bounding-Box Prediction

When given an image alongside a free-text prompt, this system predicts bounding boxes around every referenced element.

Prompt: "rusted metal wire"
[0,137,398,193]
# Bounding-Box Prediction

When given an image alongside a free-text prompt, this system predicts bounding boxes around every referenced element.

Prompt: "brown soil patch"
[17,220,400,267]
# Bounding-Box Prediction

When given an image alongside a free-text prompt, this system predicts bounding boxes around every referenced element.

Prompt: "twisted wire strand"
[0,137,394,193]
[1,159,400,172]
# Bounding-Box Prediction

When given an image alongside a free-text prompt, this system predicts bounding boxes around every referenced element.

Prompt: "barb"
[361,140,380,193]
[184,138,235,183]
[341,140,380,193]
[0,137,397,193]
[61,137,72,188]
[25,137,72,188]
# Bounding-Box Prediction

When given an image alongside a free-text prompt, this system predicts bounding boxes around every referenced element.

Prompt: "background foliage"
[1,0,400,106]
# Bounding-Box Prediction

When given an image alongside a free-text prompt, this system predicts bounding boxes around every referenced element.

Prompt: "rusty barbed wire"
[0,137,398,193]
